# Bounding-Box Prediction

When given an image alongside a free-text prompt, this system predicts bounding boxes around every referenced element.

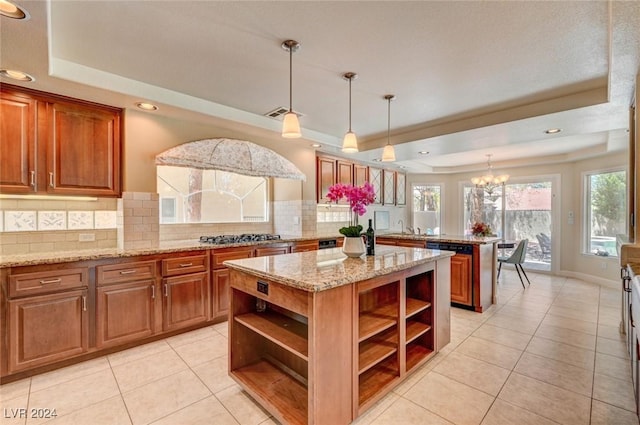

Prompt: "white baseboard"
[557,270,619,290]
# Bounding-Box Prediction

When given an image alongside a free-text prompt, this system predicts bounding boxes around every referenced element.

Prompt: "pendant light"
[341,72,358,153]
[281,40,301,138]
[381,94,396,162]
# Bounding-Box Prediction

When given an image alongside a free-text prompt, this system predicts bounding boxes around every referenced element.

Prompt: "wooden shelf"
[358,354,399,407]
[359,327,398,375]
[406,320,432,345]
[406,342,434,372]
[406,298,431,318]
[235,311,308,360]
[232,359,308,425]
[359,302,398,342]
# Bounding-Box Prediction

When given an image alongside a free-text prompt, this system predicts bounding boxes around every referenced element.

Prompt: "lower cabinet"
[162,272,209,332]
[8,289,89,373]
[212,268,231,319]
[96,280,156,348]
[450,254,472,306]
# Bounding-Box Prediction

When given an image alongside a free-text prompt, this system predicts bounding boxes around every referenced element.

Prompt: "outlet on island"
[79,233,96,242]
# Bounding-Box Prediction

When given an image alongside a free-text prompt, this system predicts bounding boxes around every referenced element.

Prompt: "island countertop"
[377,233,501,244]
[224,245,454,292]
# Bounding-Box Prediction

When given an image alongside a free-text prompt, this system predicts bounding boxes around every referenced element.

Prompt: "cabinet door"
[317,156,337,202]
[47,100,121,197]
[450,254,472,306]
[383,170,396,205]
[96,280,156,348]
[396,173,406,205]
[255,244,290,257]
[336,160,353,186]
[0,91,37,193]
[354,164,369,187]
[369,167,382,204]
[291,240,319,252]
[396,240,425,248]
[162,272,209,331]
[212,268,230,320]
[8,289,89,373]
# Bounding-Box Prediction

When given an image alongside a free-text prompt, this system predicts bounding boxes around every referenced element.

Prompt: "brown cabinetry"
[255,243,290,257]
[354,164,369,187]
[211,247,254,320]
[317,155,337,202]
[291,240,319,252]
[337,160,354,186]
[450,254,472,306]
[161,253,209,331]
[0,84,122,197]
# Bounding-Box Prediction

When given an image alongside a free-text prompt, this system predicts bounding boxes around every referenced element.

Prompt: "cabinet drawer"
[97,260,157,285]
[9,267,89,298]
[162,254,208,277]
[255,244,290,257]
[212,248,254,269]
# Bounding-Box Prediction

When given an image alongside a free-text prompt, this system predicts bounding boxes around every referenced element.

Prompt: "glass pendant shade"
[342,131,358,153]
[282,111,301,138]
[381,144,396,162]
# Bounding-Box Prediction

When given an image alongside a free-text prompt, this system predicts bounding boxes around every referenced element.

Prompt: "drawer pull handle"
[179,263,193,268]
[39,278,62,285]
[164,284,168,297]
[631,304,635,328]
[82,296,87,311]
[151,285,155,299]
[30,170,35,187]
[49,172,54,187]
[119,270,137,275]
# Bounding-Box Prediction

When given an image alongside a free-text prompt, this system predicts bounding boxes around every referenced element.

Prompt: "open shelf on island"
[406,340,434,372]
[232,359,308,425]
[358,354,399,407]
[406,320,431,345]
[406,298,431,318]
[235,311,308,360]
[359,302,398,342]
[359,326,398,375]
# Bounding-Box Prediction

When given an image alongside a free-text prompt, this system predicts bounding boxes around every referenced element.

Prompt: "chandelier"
[471,154,509,188]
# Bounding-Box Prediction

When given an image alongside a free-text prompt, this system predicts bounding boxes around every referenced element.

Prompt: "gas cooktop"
[199,234,281,245]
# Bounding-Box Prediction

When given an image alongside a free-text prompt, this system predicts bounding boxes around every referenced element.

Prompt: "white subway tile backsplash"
[5,211,37,231]
[38,211,66,230]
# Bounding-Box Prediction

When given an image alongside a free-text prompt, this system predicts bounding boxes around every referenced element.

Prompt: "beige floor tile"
[472,324,532,350]
[0,396,28,425]
[212,321,229,337]
[498,373,591,425]
[173,333,228,367]
[597,336,629,359]
[590,399,640,425]
[122,370,210,425]
[257,419,278,425]
[541,314,597,335]
[525,336,595,370]
[107,340,172,368]
[165,326,218,348]
[404,372,494,425]
[494,305,546,321]
[534,324,596,350]
[595,352,632,381]
[38,395,131,425]
[29,357,110,392]
[456,336,523,370]
[481,398,558,425]
[112,349,188,392]
[598,324,626,341]
[484,314,541,335]
[215,385,270,425]
[434,352,510,396]
[150,395,239,425]
[546,305,598,323]
[351,392,400,425]
[392,352,446,395]
[368,397,454,425]
[551,298,598,314]
[593,373,637,412]
[514,352,593,396]
[192,356,236,394]
[27,369,119,420]
[0,378,31,402]
[599,306,623,327]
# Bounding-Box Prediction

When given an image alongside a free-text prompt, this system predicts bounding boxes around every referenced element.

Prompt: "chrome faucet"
[398,219,404,234]
[406,226,414,234]
[417,227,421,235]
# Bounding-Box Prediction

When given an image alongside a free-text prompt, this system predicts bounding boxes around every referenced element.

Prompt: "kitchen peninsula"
[376,234,500,312]
[224,245,453,425]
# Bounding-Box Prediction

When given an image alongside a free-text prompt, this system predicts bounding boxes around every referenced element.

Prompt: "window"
[412,184,442,235]
[462,184,503,236]
[157,166,268,224]
[584,169,626,256]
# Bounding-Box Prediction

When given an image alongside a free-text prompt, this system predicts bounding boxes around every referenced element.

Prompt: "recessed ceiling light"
[545,128,562,134]
[418,151,429,155]
[372,158,382,162]
[399,165,406,169]
[0,69,34,82]
[310,143,322,148]
[135,102,158,111]
[0,0,30,19]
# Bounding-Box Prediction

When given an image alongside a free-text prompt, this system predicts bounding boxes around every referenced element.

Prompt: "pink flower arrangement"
[327,182,376,216]
[471,222,493,236]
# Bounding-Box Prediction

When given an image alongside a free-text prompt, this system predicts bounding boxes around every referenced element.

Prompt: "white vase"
[342,236,366,258]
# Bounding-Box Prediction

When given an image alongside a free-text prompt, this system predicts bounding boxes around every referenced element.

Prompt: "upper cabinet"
[0,84,122,197]
[369,167,382,205]
[316,155,337,202]
[396,173,406,205]
[383,169,396,205]
[354,164,369,187]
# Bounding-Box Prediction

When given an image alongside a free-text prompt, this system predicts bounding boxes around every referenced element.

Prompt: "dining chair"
[497,238,531,289]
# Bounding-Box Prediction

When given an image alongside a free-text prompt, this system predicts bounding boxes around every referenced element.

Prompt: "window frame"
[411,182,444,235]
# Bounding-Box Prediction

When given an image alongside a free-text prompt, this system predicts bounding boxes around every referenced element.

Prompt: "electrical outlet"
[79,233,95,242]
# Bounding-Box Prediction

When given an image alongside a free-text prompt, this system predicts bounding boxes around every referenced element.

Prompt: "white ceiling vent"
[264,107,304,120]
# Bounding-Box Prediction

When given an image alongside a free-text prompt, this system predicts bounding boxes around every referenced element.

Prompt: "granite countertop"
[0,235,343,268]
[224,245,455,292]
[377,233,501,245]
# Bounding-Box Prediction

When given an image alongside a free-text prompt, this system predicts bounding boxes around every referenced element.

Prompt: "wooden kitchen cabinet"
[255,244,290,257]
[369,167,382,204]
[291,240,319,252]
[211,247,254,320]
[396,173,406,205]
[317,155,337,202]
[383,169,396,205]
[450,254,472,306]
[0,84,122,197]
[162,272,209,332]
[337,160,354,186]
[354,164,369,187]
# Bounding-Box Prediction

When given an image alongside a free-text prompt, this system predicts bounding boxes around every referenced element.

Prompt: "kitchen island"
[224,245,453,425]
[376,234,500,312]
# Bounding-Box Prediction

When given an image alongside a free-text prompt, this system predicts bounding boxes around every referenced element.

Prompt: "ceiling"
[2,0,639,173]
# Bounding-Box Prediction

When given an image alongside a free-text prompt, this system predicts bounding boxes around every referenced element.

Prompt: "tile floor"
[1,270,639,425]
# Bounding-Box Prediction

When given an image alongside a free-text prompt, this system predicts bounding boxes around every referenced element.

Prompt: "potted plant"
[327,182,375,257]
